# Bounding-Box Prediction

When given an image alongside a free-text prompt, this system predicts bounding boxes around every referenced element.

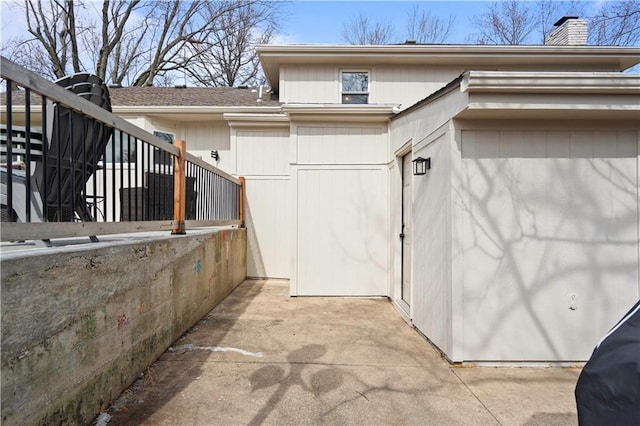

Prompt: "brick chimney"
[545,16,587,45]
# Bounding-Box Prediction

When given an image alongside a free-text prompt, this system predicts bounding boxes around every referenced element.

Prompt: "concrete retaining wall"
[1,228,246,425]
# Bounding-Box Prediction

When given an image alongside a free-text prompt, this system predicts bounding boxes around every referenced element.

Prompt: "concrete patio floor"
[105,279,581,425]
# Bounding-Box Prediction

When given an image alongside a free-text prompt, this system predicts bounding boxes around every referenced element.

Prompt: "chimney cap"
[553,16,580,26]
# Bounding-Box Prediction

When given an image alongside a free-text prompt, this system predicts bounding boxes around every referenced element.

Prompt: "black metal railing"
[1,56,242,242]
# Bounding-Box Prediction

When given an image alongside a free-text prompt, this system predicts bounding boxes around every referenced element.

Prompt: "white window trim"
[340,69,370,104]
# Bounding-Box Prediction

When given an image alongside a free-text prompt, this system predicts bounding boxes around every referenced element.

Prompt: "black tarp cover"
[575,300,640,425]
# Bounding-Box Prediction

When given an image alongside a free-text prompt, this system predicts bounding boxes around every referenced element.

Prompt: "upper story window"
[341,71,369,104]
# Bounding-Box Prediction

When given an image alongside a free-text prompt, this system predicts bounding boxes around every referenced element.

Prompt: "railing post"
[172,139,187,235]
[239,176,246,228]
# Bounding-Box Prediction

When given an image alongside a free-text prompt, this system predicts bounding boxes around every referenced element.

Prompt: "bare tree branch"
[472,1,537,45]
[186,1,278,87]
[6,0,283,87]
[589,0,640,46]
[342,13,393,45]
[406,4,455,43]
[536,0,586,43]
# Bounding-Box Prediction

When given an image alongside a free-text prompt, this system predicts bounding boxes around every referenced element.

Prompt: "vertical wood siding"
[244,177,290,278]
[297,125,386,165]
[237,130,290,175]
[293,124,390,296]
[182,122,231,172]
[457,128,639,361]
[236,129,291,278]
[411,132,454,357]
[281,65,461,107]
[296,168,388,295]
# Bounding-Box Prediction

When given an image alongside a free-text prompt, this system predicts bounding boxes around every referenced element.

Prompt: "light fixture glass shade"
[412,157,430,175]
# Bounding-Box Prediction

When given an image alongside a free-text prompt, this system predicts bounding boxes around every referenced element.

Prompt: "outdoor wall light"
[412,157,430,175]
[211,150,219,161]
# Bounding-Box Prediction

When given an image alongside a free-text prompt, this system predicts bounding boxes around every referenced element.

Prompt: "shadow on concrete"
[249,344,343,424]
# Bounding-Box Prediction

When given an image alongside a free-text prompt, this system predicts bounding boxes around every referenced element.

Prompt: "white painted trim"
[394,300,411,324]
[394,139,413,157]
[229,127,238,176]
[283,104,397,114]
[461,71,640,94]
[241,175,291,181]
[282,104,396,123]
[339,68,371,104]
[223,113,289,127]
[449,122,464,363]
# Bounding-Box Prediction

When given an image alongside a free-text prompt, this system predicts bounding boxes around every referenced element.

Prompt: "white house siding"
[280,65,337,104]
[292,123,389,296]
[373,66,460,108]
[280,65,462,108]
[411,126,456,358]
[454,123,639,361]
[182,122,232,172]
[235,129,291,278]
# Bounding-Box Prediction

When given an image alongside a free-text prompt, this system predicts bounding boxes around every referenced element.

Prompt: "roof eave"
[257,44,640,90]
[112,105,282,114]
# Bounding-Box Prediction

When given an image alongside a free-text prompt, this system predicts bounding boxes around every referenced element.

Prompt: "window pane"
[342,94,369,104]
[105,130,137,163]
[342,72,368,92]
[153,131,174,166]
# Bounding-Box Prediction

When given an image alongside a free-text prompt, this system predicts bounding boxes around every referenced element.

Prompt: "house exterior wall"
[391,95,640,362]
[182,121,232,172]
[278,63,620,108]
[234,128,291,278]
[454,121,639,361]
[280,64,462,106]
[411,125,456,359]
[280,65,336,104]
[291,122,389,296]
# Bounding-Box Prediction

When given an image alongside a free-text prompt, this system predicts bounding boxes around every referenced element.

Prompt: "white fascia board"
[466,102,640,112]
[282,103,397,123]
[223,113,290,128]
[459,102,640,120]
[462,71,640,94]
[256,44,640,62]
[455,90,640,120]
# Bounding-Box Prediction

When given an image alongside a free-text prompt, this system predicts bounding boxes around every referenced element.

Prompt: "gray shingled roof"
[2,86,281,108]
[109,86,280,107]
